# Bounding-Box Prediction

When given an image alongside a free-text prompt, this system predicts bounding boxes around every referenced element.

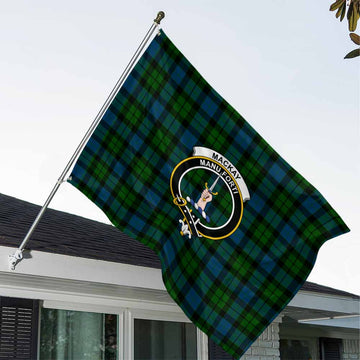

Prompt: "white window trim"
[126,308,208,360]
[38,301,208,360]
[42,299,125,315]
[197,329,209,360]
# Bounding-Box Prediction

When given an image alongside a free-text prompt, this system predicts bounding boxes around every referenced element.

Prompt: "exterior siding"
[241,318,282,360]
[343,339,360,360]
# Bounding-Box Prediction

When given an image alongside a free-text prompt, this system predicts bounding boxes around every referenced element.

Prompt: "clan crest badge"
[170,147,250,240]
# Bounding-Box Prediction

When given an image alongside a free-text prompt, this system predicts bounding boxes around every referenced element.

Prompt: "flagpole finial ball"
[154,11,165,24]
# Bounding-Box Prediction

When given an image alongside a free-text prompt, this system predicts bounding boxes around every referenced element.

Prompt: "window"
[134,319,197,360]
[319,338,342,360]
[39,307,205,360]
[39,308,118,360]
[280,339,315,360]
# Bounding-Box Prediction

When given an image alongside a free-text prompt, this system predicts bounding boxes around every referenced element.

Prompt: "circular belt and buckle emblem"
[170,147,250,240]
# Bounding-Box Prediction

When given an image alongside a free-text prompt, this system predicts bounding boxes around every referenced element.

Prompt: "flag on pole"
[69,30,349,358]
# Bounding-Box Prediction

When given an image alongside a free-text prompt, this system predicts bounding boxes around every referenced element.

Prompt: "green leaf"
[347,2,360,31]
[336,2,347,20]
[330,0,345,11]
[350,32,360,44]
[340,2,347,20]
[344,48,360,58]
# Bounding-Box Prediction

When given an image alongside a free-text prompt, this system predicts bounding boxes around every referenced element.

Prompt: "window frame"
[39,301,208,360]
[39,303,123,360]
[127,308,208,360]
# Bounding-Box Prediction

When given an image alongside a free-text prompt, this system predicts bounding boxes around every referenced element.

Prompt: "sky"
[0,1,359,295]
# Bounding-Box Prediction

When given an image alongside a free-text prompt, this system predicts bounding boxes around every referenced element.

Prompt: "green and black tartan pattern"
[69,30,349,358]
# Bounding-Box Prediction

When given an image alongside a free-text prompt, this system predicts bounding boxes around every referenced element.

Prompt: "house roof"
[0,193,358,299]
[0,193,160,269]
[300,281,359,300]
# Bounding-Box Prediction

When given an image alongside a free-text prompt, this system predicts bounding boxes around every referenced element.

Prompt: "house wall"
[343,339,360,360]
[0,246,359,360]
[241,317,282,360]
[280,320,360,360]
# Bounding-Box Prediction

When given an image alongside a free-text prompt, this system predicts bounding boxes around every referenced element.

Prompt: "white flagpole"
[8,11,165,270]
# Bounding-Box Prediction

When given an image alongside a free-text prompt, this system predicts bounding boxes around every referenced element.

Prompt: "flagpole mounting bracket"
[154,11,165,24]
[8,249,23,271]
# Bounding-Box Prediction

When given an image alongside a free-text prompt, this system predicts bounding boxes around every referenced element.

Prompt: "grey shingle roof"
[301,281,359,300]
[0,193,358,299]
[0,193,160,269]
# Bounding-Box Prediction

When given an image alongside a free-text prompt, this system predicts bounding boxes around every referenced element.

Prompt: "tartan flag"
[69,30,349,358]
